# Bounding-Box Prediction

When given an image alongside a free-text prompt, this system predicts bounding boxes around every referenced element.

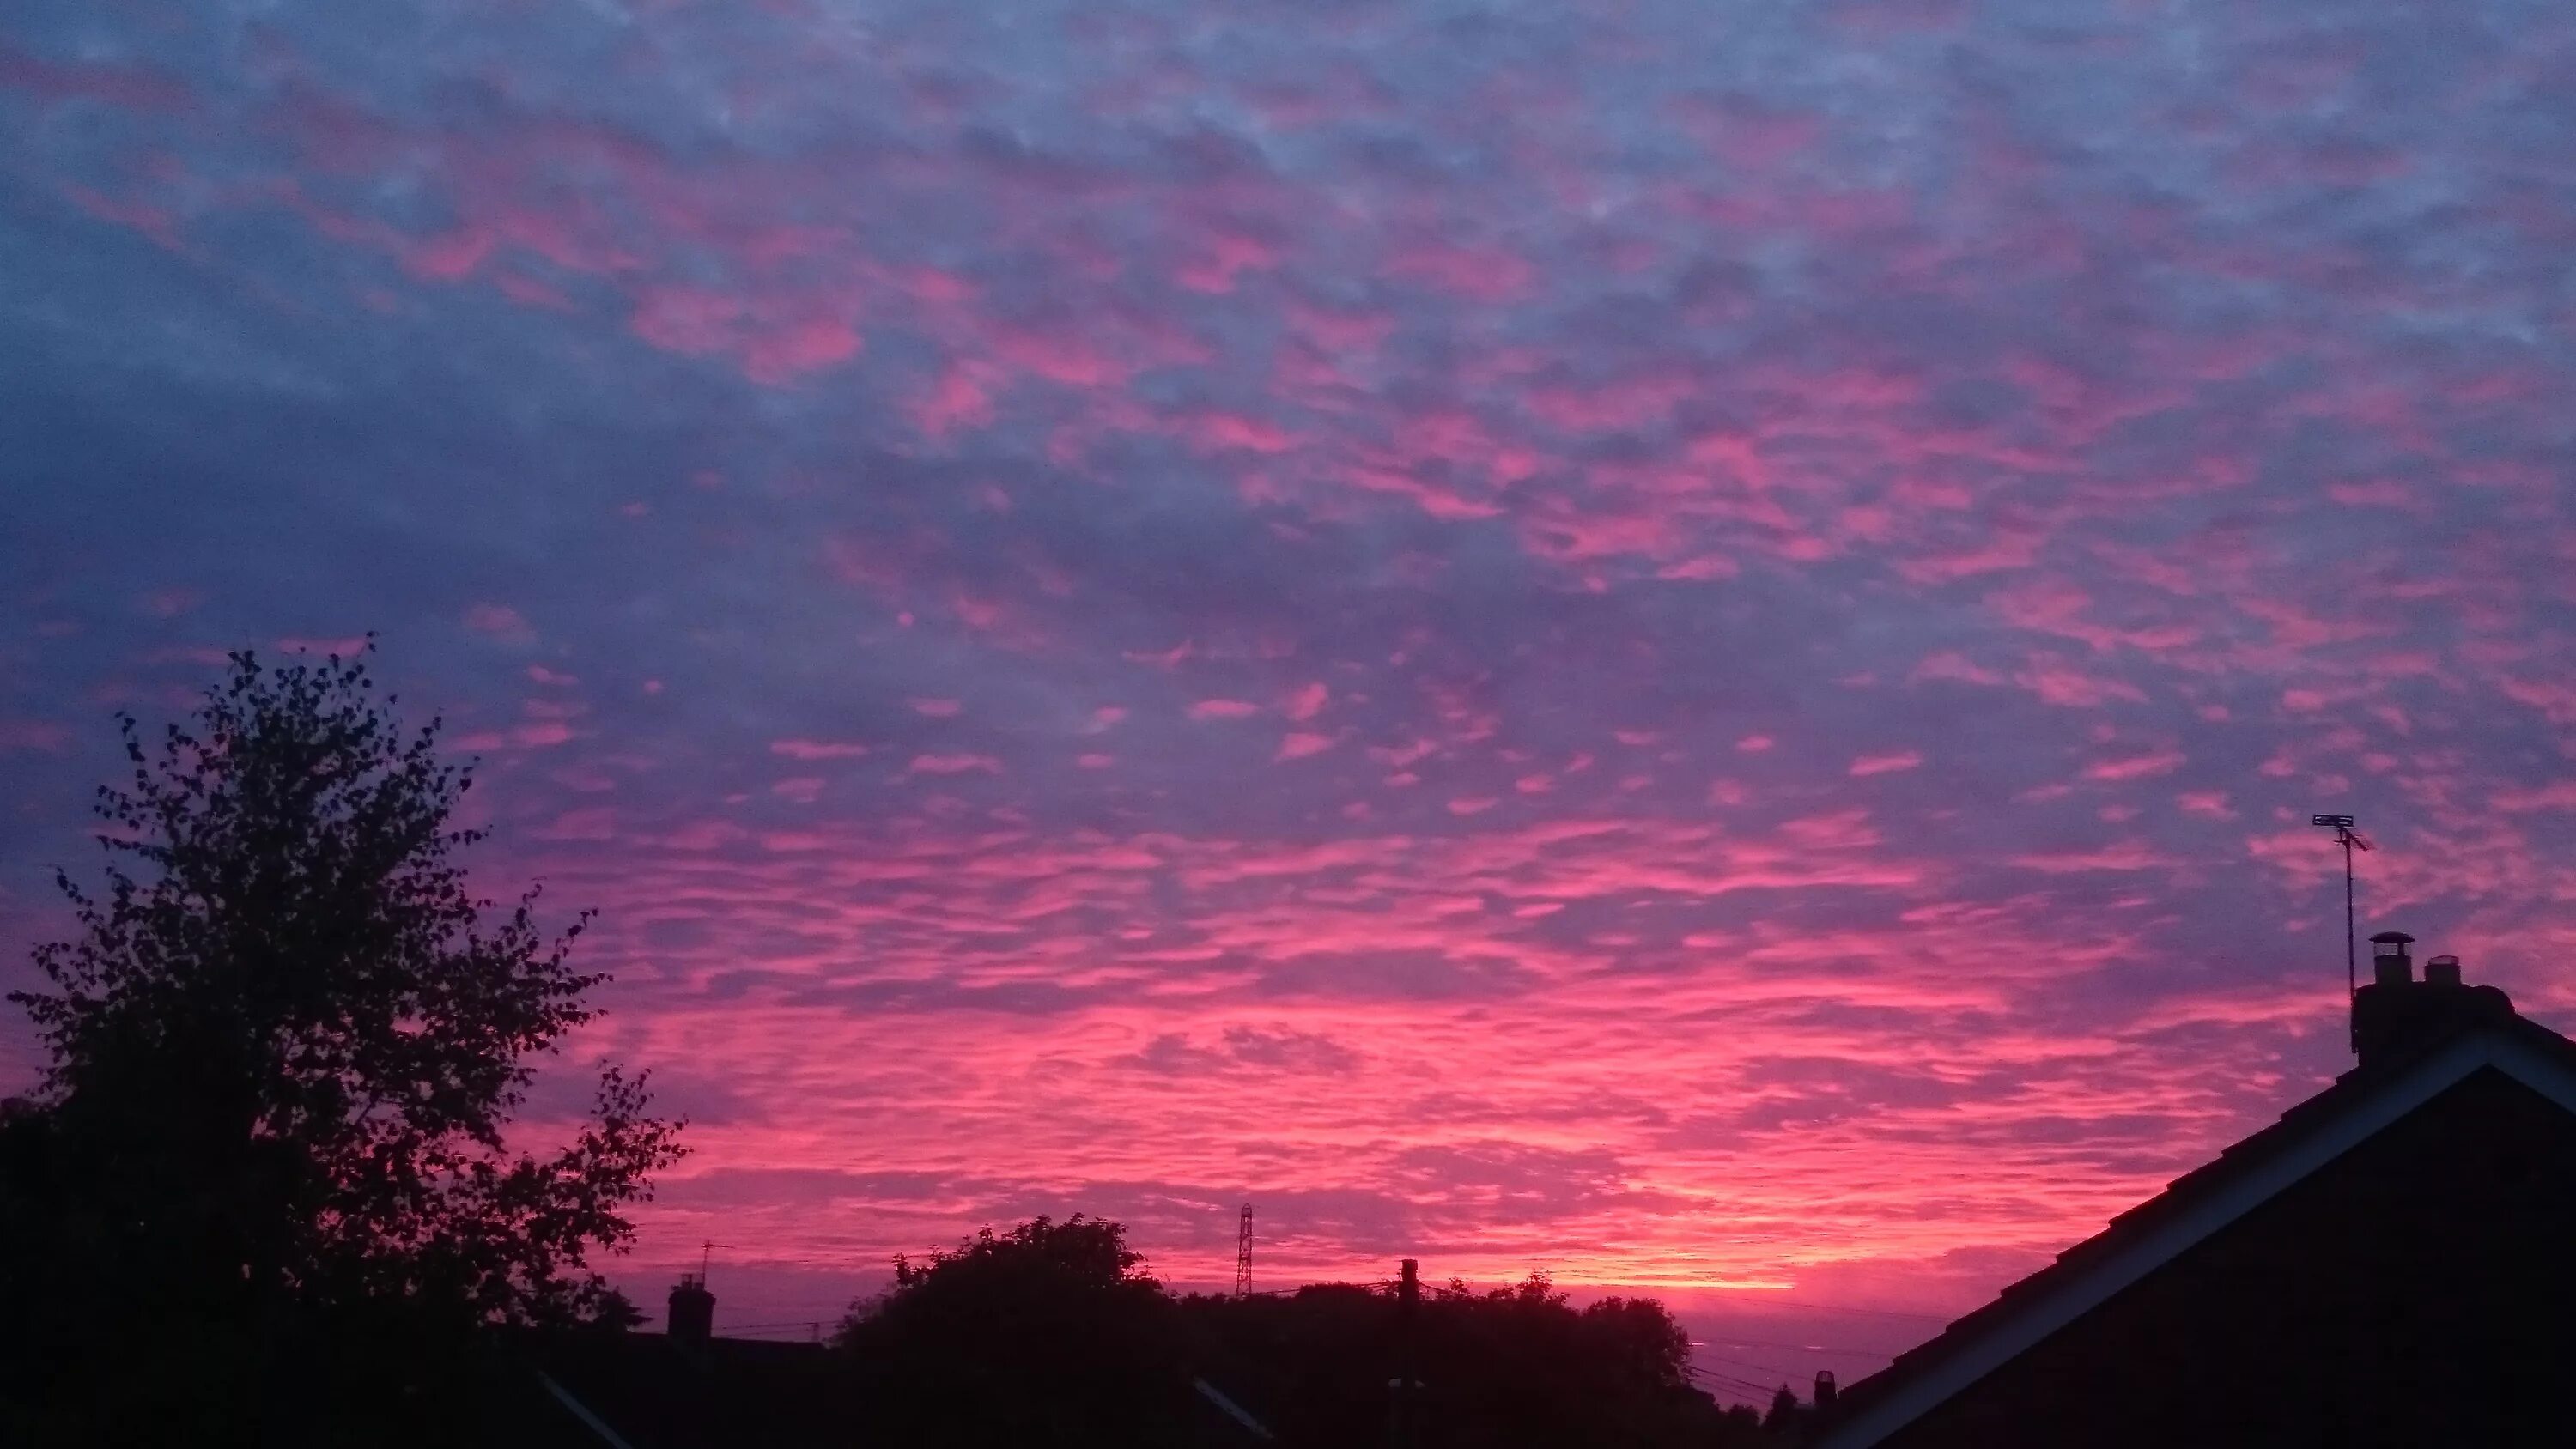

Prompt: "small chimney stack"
[668,1272,715,1349]
[1815,1370,1839,1409]
[2370,931,2413,987]
[2352,931,2515,1066]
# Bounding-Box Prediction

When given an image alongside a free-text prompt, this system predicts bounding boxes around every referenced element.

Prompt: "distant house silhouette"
[477,1275,1277,1448]
[494,1331,843,1449]
[473,1278,847,1448]
[1820,932,2576,1448]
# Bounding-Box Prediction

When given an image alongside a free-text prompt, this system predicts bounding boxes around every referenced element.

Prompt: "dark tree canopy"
[1182,1270,1761,1449]
[885,1211,1160,1298]
[829,1216,1762,1449]
[1,645,683,1440]
[838,1215,1194,1446]
[1767,1382,1803,1432]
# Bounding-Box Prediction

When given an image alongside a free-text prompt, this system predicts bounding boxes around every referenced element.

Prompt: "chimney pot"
[2353,935,2516,1066]
[1815,1370,1839,1408]
[2368,931,2414,987]
[668,1272,715,1349]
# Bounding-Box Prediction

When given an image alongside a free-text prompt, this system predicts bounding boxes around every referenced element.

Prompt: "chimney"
[2370,931,2413,987]
[2351,931,2515,1067]
[1814,1370,1839,1409]
[667,1272,715,1349]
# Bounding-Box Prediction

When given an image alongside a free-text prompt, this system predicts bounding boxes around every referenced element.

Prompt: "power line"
[1686,1365,1783,1398]
[1687,1365,1769,1389]
[1700,1295,1954,1323]
[1696,1349,1883,1387]
[1697,1334,1899,1358]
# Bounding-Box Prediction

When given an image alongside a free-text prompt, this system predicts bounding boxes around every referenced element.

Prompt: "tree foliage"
[884,1211,1160,1297]
[829,1218,1761,1449]
[839,1215,1192,1446]
[2,644,683,1438]
[1183,1270,1762,1448]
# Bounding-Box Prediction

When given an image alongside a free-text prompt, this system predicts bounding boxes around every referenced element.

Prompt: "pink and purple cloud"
[6,0,2576,1392]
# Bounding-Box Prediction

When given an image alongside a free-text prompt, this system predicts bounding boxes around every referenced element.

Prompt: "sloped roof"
[473,1333,848,1449]
[1817,1011,2576,1449]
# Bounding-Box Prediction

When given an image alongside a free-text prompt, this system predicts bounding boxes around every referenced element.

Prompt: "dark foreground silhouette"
[823,1213,1771,1447]
[0,646,681,1446]
[0,643,1785,1446]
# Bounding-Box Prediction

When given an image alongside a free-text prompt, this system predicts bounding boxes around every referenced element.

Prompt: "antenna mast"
[1235,1203,1255,1298]
[2310,814,2373,1052]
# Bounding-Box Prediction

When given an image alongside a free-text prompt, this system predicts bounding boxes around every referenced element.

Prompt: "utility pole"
[1235,1203,1255,1298]
[2310,815,2373,1053]
[1388,1258,1420,1449]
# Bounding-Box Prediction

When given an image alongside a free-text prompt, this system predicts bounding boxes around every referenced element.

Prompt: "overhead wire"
[1706,1296,1953,1323]
[1694,1332,1900,1357]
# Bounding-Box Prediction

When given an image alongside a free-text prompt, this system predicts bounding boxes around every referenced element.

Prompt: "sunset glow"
[7,0,2576,1385]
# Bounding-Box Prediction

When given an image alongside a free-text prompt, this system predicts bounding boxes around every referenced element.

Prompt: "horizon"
[607,1257,1958,1406]
[9,0,2576,1412]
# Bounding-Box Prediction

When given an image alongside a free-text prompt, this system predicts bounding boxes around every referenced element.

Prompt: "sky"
[6,0,2576,1391]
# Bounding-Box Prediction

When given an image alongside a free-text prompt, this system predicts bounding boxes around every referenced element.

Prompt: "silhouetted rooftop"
[474,1332,846,1449]
[1820,994,2576,1448]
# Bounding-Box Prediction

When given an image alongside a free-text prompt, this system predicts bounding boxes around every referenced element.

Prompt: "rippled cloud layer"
[6,0,2576,1368]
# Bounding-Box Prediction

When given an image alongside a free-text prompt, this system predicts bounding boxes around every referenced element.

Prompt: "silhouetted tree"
[579,1284,649,1334]
[0,644,683,1444]
[1578,1292,1695,1391]
[1766,1381,1804,1434]
[837,1215,1192,1446]
[1182,1270,1765,1448]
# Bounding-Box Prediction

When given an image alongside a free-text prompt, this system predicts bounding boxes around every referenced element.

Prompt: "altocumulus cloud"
[4,0,2576,1327]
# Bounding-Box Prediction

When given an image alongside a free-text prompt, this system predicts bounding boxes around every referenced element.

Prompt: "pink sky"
[8,0,2576,1397]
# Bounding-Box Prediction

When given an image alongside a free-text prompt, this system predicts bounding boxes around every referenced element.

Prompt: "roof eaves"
[1816,1020,2576,1449]
[538,1371,640,1449]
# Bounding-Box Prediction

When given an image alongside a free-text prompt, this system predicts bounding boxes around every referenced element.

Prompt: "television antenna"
[2311,814,2373,1052]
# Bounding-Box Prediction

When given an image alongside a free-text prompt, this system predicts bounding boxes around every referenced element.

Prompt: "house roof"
[473,1333,849,1449]
[477,1328,1280,1448]
[1816,1009,2576,1449]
